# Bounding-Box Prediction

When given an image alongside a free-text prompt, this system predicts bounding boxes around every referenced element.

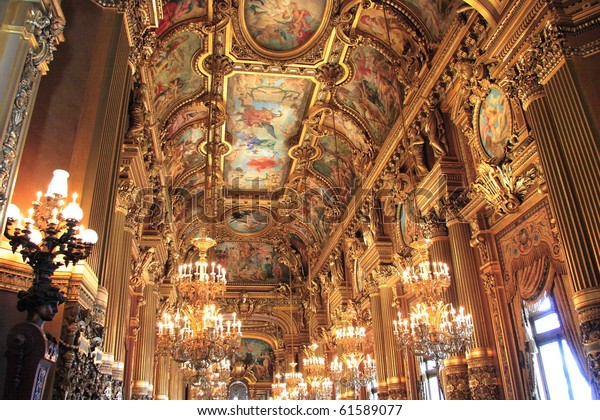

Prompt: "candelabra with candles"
[157,303,242,367]
[330,353,376,400]
[393,261,474,363]
[302,343,331,400]
[2,169,98,399]
[4,170,98,289]
[330,305,376,399]
[175,235,226,308]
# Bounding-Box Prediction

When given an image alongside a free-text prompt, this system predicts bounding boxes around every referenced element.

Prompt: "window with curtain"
[526,295,592,400]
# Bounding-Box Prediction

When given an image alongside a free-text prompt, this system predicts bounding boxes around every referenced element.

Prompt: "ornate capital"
[512,23,565,110]
[419,207,448,240]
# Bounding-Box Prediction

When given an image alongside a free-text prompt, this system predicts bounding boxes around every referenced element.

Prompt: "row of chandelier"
[1,170,474,400]
[153,235,474,400]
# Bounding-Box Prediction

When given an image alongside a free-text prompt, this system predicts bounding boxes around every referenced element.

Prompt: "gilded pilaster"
[131,281,157,400]
[154,354,170,400]
[366,278,388,398]
[447,219,490,349]
[447,217,499,399]
[514,24,600,394]
[380,285,407,399]
[168,359,184,400]
[101,181,140,395]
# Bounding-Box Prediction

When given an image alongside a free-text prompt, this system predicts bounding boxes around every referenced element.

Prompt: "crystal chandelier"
[157,303,242,366]
[271,365,308,400]
[393,261,474,362]
[302,343,332,400]
[330,353,376,399]
[332,306,366,355]
[175,235,226,307]
[330,305,376,399]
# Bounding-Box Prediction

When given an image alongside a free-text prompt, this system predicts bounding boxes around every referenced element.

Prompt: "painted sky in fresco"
[224,74,314,191]
[337,46,403,144]
[151,31,203,119]
[243,0,326,52]
[227,209,270,234]
[402,0,460,39]
[312,134,357,205]
[157,1,207,36]
[214,242,289,283]
[166,126,206,182]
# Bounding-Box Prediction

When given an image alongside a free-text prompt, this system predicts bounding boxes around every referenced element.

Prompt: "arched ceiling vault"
[137,0,464,286]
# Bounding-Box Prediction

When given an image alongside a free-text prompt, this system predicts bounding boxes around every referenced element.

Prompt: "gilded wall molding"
[0,7,64,209]
[480,272,516,399]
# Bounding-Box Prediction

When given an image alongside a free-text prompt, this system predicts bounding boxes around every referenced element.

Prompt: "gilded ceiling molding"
[227,0,335,64]
[0,6,64,209]
[120,0,162,73]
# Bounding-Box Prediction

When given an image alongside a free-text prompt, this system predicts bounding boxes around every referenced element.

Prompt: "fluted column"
[131,282,158,400]
[368,284,388,398]
[168,359,185,400]
[425,213,470,399]
[514,26,600,395]
[448,218,499,399]
[380,285,407,399]
[154,354,170,400]
[101,208,134,374]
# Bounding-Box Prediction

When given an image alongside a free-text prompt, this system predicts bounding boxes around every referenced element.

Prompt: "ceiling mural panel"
[292,177,336,245]
[402,0,461,39]
[165,126,206,183]
[150,31,204,119]
[214,242,289,283]
[225,209,271,235]
[171,171,205,223]
[240,0,329,55]
[224,74,315,192]
[357,6,424,57]
[330,112,372,156]
[157,0,208,37]
[165,102,209,139]
[336,45,404,144]
[312,133,357,206]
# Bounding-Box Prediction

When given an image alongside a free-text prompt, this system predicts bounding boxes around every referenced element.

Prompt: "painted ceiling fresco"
[224,74,314,192]
[241,0,328,53]
[157,1,208,36]
[336,45,405,144]
[150,31,204,119]
[214,242,289,283]
[144,0,451,283]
